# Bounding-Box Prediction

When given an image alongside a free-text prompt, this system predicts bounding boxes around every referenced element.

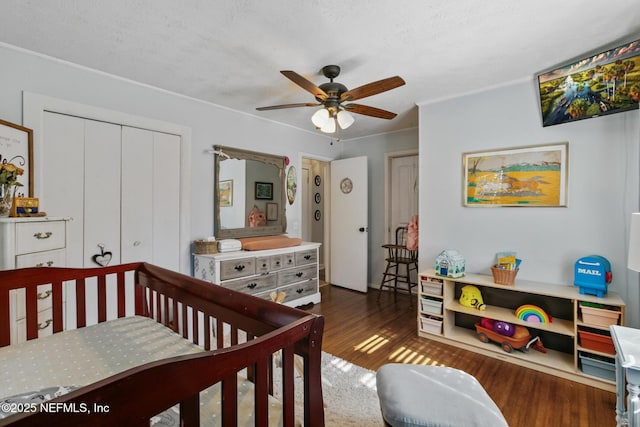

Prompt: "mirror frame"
[214,145,287,239]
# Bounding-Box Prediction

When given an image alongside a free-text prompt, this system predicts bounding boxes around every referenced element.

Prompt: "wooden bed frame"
[0,262,325,426]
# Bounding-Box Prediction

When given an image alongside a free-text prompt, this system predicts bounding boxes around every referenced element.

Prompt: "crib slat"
[254,357,269,427]
[181,302,188,340]
[97,274,107,322]
[221,374,238,427]
[52,281,63,333]
[25,286,38,340]
[117,271,126,318]
[76,278,87,328]
[282,346,296,426]
[192,308,198,345]
[179,394,199,427]
[0,288,9,346]
[204,315,211,350]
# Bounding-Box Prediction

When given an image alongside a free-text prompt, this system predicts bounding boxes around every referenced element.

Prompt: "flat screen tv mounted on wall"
[537,38,640,127]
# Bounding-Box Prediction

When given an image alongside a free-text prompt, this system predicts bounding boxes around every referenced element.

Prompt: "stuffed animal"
[459,285,486,311]
[493,320,516,337]
[406,215,418,251]
[248,206,267,227]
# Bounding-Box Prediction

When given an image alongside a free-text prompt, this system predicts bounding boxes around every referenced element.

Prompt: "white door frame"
[384,149,419,243]
[299,152,334,283]
[22,91,192,274]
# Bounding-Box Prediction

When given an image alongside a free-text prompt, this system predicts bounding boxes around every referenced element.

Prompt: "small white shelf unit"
[418,269,625,391]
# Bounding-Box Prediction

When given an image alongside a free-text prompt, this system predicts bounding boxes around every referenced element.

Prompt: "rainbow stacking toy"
[515,304,552,323]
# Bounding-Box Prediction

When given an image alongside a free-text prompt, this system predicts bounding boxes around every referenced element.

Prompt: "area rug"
[274,352,384,426]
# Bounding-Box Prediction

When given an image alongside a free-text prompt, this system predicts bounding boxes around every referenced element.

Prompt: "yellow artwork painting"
[463,143,568,207]
[218,179,233,207]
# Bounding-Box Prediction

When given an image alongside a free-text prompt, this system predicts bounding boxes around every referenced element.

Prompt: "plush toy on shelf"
[459,285,486,311]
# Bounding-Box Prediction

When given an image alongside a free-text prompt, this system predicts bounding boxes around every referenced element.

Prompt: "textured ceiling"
[1,0,639,140]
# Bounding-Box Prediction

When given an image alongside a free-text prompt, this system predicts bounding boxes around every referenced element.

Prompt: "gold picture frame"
[463,143,568,207]
[0,119,33,197]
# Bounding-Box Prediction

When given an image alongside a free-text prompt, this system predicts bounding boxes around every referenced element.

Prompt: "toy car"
[475,323,546,353]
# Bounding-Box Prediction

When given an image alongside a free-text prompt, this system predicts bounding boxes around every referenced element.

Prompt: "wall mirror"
[214,145,286,239]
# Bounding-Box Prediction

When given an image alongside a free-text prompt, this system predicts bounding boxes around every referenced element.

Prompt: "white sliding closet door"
[121,127,153,264]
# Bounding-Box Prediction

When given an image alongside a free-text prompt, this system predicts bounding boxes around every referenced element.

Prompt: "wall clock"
[314,175,321,186]
[340,177,353,194]
[314,210,321,221]
[314,192,321,204]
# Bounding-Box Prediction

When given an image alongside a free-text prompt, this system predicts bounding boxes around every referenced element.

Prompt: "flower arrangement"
[0,162,24,187]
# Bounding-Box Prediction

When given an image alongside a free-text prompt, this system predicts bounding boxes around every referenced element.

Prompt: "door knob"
[359,227,368,232]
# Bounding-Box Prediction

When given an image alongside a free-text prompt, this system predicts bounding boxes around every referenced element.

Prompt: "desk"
[611,325,640,427]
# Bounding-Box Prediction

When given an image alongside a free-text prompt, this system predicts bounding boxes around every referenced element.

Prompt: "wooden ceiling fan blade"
[340,76,405,102]
[281,70,328,100]
[344,103,398,119]
[256,102,320,111]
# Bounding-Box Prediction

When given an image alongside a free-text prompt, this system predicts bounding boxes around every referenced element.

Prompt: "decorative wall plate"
[340,177,353,194]
[287,166,297,205]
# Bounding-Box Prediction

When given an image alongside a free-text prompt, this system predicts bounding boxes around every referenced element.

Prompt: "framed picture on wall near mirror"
[255,182,273,200]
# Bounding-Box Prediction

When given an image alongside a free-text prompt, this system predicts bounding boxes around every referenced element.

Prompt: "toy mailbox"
[574,255,612,297]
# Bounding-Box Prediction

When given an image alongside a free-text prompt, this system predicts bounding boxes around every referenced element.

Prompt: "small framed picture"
[266,202,278,221]
[255,181,273,200]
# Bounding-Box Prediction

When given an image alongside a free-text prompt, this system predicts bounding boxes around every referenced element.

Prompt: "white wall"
[0,43,342,268]
[419,80,640,327]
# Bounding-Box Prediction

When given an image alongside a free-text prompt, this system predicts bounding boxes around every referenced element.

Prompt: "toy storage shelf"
[418,269,626,391]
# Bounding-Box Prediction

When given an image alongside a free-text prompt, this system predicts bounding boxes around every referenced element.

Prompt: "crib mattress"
[0,316,291,426]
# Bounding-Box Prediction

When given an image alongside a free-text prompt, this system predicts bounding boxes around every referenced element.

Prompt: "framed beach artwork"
[463,143,568,207]
[218,179,233,207]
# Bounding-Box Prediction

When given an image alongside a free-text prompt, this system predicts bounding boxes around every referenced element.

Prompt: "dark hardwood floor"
[303,284,617,427]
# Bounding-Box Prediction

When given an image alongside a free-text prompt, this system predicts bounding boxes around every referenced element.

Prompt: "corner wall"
[419,80,640,327]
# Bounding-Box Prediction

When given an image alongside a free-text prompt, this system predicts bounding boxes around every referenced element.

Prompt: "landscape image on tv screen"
[538,39,640,127]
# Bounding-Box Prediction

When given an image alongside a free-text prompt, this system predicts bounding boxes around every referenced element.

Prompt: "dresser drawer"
[16,248,66,268]
[255,256,271,273]
[270,254,285,271]
[223,273,277,295]
[279,279,318,304]
[220,257,256,280]
[14,307,54,344]
[282,254,295,268]
[277,264,317,287]
[295,249,317,265]
[15,221,66,255]
[14,284,55,319]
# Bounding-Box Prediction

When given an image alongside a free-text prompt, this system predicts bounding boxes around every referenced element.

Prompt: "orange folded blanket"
[240,235,303,251]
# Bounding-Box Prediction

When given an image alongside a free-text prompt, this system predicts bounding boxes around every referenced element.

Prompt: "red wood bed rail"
[0,262,325,427]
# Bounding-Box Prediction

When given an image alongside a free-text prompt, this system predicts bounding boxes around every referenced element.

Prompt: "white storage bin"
[421,298,443,315]
[420,315,442,334]
[421,280,443,296]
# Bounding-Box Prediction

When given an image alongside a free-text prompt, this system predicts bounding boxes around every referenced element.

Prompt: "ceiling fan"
[256,65,405,133]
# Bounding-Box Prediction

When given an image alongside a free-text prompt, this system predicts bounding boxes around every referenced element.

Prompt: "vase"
[0,184,15,217]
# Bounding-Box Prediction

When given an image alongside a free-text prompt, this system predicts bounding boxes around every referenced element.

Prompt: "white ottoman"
[376,364,508,427]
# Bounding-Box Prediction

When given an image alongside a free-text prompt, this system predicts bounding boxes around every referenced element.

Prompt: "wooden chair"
[378,225,418,301]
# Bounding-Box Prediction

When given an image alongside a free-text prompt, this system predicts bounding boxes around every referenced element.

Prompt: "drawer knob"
[234,264,245,271]
[296,288,304,294]
[34,231,53,240]
[247,283,257,289]
[37,290,52,300]
[38,319,53,330]
[296,272,303,278]
[35,261,55,267]
[304,255,311,260]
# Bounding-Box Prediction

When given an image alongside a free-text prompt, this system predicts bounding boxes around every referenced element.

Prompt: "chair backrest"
[392,225,418,261]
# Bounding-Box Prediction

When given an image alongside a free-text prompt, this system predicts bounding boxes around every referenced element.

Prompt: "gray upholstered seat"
[376,364,508,427]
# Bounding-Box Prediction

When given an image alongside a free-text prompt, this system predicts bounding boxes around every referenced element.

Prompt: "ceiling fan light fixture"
[337,110,354,130]
[320,117,336,133]
[311,108,330,128]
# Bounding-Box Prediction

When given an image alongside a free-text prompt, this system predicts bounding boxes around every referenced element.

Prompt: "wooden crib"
[0,262,325,426]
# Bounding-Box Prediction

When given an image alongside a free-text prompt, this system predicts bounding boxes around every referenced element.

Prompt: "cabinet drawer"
[256,256,271,273]
[279,279,318,304]
[13,284,55,319]
[16,249,66,268]
[15,221,66,255]
[282,254,295,269]
[223,273,277,295]
[270,254,285,271]
[295,249,317,265]
[14,307,54,344]
[277,264,317,287]
[220,257,256,280]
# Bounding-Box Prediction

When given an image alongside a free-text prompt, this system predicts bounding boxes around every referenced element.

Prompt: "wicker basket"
[193,239,218,254]
[491,267,518,285]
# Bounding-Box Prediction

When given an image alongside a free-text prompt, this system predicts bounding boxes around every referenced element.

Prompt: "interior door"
[388,154,418,242]
[330,156,368,292]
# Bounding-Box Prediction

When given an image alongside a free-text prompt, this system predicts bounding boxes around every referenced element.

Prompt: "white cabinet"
[418,269,626,391]
[0,217,70,343]
[193,243,322,307]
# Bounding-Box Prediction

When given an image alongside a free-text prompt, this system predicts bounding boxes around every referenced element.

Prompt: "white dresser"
[0,217,71,343]
[193,242,322,307]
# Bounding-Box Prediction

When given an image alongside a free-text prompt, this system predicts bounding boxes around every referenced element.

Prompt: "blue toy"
[574,255,612,297]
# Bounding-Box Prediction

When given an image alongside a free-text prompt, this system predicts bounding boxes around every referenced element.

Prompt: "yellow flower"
[0,162,24,186]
